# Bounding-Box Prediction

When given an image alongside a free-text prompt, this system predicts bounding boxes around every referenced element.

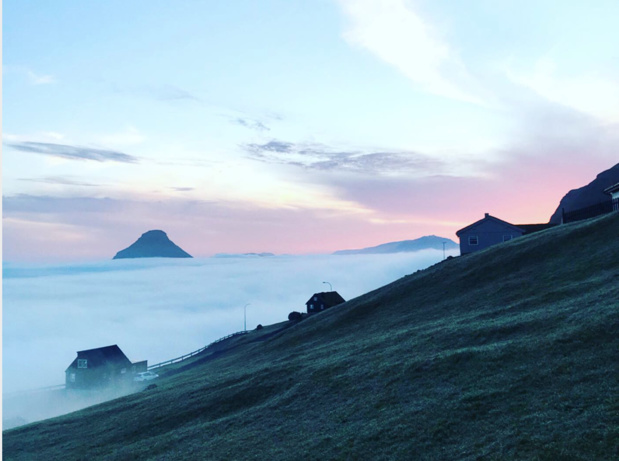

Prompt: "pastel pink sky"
[4,1,619,262]
[3,152,615,262]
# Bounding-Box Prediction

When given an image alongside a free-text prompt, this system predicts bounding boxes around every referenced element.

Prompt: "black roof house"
[65,344,147,389]
[306,291,346,314]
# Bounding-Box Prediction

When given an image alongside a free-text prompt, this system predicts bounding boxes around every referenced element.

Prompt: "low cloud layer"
[2,252,454,413]
[7,142,138,163]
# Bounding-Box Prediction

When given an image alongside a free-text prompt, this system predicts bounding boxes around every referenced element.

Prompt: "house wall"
[66,363,133,389]
[459,220,524,255]
[133,360,148,373]
[306,295,326,314]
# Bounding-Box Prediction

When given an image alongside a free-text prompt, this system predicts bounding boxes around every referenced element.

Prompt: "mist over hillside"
[3,250,454,396]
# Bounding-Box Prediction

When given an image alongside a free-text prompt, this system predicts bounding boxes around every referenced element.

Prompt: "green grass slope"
[4,214,619,460]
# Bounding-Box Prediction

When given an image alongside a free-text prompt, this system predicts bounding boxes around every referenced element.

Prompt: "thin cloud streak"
[110,83,200,103]
[27,70,55,85]
[233,118,270,132]
[245,140,444,175]
[7,142,138,163]
[153,84,200,102]
[19,176,102,187]
[338,0,483,104]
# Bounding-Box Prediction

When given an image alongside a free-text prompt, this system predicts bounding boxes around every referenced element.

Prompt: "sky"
[2,251,454,406]
[3,0,619,262]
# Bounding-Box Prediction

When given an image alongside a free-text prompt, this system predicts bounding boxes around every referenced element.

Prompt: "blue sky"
[3,1,619,261]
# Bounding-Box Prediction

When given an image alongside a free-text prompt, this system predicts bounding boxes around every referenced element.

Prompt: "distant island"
[113,230,192,259]
[333,235,458,255]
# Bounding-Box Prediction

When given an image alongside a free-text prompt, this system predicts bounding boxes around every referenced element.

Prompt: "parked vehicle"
[133,371,159,382]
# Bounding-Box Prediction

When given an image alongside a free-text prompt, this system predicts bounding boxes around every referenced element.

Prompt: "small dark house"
[65,344,147,390]
[306,291,345,314]
[456,213,556,255]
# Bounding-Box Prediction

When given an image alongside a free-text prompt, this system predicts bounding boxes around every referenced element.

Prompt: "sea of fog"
[3,250,457,395]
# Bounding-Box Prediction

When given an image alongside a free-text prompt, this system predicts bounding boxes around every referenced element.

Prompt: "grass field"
[3,213,619,460]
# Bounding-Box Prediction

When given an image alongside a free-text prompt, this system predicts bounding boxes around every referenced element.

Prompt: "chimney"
[484,213,490,218]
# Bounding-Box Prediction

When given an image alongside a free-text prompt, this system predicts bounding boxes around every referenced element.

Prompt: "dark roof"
[305,291,346,306]
[604,182,619,194]
[456,213,525,236]
[66,344,132,371]
[514,223,557,235]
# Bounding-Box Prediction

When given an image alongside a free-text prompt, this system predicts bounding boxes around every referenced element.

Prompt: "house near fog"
[65,345,147,390]
[306,291,346,314]
[456,213,556,255]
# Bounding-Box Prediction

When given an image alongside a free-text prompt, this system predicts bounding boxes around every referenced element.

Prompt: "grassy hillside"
[4,213,619,460]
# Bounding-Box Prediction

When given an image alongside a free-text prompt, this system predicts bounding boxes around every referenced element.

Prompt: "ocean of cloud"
[2,250,456,417]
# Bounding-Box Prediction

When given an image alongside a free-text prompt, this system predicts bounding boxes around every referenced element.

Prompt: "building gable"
[456,213,526,255]
[306,291,346,313]
[65,344,146,390]
[456,213,524,237]
[66,345,132,372]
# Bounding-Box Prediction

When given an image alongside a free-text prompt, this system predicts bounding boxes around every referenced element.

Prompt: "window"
[77,359,88,369]
[69,373,76,382]
[503,235,513,242]
[309,304,314,310]
[468,236,479,245]
[313,296,318,301]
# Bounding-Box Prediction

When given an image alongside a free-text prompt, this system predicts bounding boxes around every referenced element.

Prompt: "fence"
[147,330,249,370]
[562,199,618,224]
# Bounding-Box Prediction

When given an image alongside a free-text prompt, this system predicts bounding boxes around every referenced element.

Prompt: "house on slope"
[604,182,619,211]
[306,291,345,314]
[456,213,556,255]
[65,344,147,390]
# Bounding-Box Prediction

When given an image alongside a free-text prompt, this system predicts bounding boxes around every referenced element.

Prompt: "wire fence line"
[4,330,250,397]
[561,199,618,223]
[147,330,248,370]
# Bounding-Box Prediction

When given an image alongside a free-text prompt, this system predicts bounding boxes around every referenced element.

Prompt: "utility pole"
[442,242,446,260]
[244,303,250,331]
[322,281,332,292]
